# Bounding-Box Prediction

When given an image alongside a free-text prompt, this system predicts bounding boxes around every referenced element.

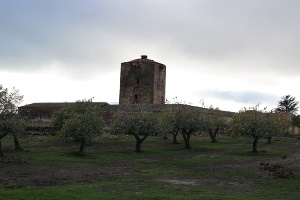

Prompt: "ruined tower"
[119,55,166,105]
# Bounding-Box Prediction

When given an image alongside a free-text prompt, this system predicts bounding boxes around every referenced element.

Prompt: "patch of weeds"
[259,162,298,179]
[0,156,31,164]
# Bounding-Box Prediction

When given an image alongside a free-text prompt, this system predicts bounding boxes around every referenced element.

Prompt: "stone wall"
[153,64,166,104]
[100,104,235,125]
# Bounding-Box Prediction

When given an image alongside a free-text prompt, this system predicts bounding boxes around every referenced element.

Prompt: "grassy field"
[0,134,299,200]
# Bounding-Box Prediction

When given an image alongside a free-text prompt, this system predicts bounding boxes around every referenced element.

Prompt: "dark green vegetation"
[111,108,158,153]
[276,94,299,114]
[1,135,299,200]
[160,104,227,149]
[228,104,289,153]
[52,100,105,155]
[292,115,300,127]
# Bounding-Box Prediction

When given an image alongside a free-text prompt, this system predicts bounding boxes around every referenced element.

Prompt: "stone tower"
[119,55,166,104]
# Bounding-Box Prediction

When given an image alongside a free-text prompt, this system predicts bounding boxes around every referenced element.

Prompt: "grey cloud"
[0,0,299,79]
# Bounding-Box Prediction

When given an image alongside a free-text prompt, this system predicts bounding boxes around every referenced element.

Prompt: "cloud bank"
[0,0,299,78]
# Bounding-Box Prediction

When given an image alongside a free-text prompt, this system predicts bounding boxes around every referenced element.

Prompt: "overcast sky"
[0,0,299,113]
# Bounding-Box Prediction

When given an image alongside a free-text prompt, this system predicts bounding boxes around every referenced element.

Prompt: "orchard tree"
[163,98,187,144]
[0,85,26,157]
[202,113,227,143]
[155,113,169,139]
[160,108,181,144]
[198,100,227,143]
[164,98,203,148]
[111,108,159,153]
[163,104,202,149]
[228,105,288,153]
[52,100,104,155]
[276,95,299,114]
[0,114,26,156]
[11,116,26,151]
[264,112,289,144]
[179,105,202,149]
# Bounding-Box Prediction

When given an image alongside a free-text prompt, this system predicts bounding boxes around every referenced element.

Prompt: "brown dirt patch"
[0,160,131,189]
[160,179,198,186]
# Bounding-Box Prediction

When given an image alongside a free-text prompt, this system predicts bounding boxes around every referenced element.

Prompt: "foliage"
[276,94,299,114]
[201,112,227,143]
[163,99,227,146]
[263,112,289,137]
[0,85,23,115]
[111,107,159,152]
[0,85,25,156]
[291,115,300,127]
[52,100,95,129]
[0,114,26,136]
[162,104,202,149]
[178,105,202,149]
[163,98,186,144]
[198,99,227,142]
[160,109,181,144]
[52,99,104,154]
[228,104,288,152]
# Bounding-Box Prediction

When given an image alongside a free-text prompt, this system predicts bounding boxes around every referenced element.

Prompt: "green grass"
[0,134,299,200]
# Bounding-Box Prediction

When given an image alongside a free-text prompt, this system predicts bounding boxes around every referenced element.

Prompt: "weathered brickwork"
[119,55,166,105]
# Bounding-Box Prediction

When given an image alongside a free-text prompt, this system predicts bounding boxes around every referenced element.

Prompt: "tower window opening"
[136,78,139,84]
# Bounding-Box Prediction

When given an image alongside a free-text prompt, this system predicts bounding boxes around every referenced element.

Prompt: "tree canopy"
[160,109,181,144]
[276,95,299,114]
[161,102,228,148]
[111,107,159,152]
[52,99,105,155]
[161,104,203,149]
[202,113,227,143]
[0,85,25,156]
[228,105,288,152]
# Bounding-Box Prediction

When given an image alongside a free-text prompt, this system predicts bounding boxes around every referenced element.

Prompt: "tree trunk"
[134,134,148,153]
[0,140,4,157]
[209,132,217,143]
[182,131,192,149]
[172,134,179,144]
[252,136,259,153]
[78,139,86,155]
[209,127,219,143]
[13,135,22,151]
[0,132,8,157]
[135,140,142,153]
[267,137,272,144]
